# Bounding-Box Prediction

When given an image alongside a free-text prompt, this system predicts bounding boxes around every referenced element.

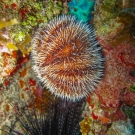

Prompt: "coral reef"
[121,89,135,106]
[95,39,135,108]
[0,19,19,53]
[80,107,107,135]
[31,15,104,100]
[0,0,64,55]
[122,105,135,119]
[0,0,135,134]
[80,92,135,134]
[94,0,135,45]
[80,117,101,135]
[0,30,31,56]
[68,0,96,22]
[80,93,111,135]
[0,51,17,83]
[106,120,135,135]
[79,37,135,134]
[62,1,69,14]
[0,59,42,134]
[1,93,85,135]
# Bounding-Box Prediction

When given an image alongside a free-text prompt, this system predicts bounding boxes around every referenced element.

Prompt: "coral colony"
[31,15,104,100]
[0,0,135,135]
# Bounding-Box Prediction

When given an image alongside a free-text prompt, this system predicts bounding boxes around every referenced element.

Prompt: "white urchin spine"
[31,15,104,101]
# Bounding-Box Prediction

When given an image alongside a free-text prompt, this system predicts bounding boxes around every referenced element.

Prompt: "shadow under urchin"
[31,15,104,100]
[2,92,85,135]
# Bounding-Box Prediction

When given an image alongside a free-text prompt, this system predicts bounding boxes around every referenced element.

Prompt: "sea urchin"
[31,15,104,100]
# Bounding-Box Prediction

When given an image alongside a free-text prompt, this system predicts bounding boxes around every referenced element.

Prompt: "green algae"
[0,0,63,42]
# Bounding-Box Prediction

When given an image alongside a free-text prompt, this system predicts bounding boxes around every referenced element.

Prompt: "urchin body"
[31,15,104,100]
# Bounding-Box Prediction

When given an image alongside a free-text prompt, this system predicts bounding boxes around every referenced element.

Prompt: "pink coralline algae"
[95,38,135,108]
[121,90,135,106]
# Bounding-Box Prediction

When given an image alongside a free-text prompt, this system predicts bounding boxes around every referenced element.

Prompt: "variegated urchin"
[31,15,104,101]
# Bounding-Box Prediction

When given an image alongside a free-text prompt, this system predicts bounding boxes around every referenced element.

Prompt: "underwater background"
[0,0,135,134]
